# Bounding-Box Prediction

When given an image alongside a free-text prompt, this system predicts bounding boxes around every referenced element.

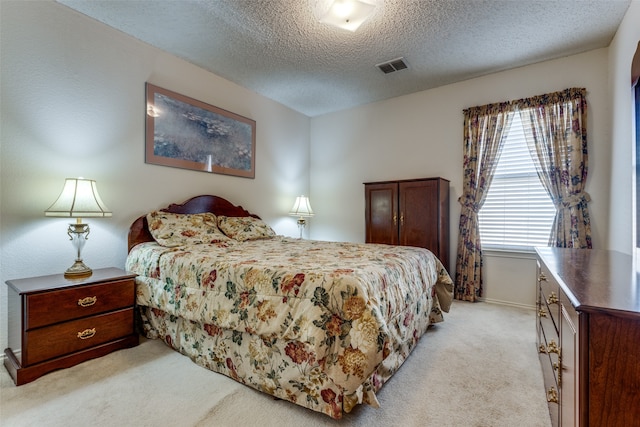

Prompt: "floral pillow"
[146,211,230,247]
[217,216,276,241]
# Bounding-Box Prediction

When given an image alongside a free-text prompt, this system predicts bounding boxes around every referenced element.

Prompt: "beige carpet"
[0,301,551,427]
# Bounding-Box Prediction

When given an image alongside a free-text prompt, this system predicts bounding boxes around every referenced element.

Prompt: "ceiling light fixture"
[319,0,376,32]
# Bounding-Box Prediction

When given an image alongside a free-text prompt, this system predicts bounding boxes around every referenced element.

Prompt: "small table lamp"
[45,178,112,278]
[289,195,314,239]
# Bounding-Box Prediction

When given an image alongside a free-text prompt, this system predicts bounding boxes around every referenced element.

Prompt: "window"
[478,113,556,251]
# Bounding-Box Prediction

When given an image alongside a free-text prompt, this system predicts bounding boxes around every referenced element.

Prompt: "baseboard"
[478,297,535,311]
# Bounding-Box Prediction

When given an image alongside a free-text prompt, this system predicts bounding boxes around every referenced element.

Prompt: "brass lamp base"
[64,260,92,278]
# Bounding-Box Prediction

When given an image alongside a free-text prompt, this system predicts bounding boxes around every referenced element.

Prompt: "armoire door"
[365,182,398,245]
[398,180,438,249]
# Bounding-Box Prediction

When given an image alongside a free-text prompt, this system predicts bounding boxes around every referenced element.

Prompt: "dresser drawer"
[26,279,135,329]
[538,317,561,385]
[538,265,560,333]
[539,350,560,427]
[539,285,559,342]
[538,317,560,427]
[24,307,135,365]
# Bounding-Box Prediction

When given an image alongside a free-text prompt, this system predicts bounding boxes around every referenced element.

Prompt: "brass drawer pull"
[538,344,547,354]
[547,340,561,355]
[546,387,558,404]
[547,292,558,305]
[78,296,97,307]
[538,273,547,282]
[77,328,96,340]
[553,361,562,386]
[538,308,547,318]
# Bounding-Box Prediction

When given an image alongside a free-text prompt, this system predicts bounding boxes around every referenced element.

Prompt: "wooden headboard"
[127,195,260,252]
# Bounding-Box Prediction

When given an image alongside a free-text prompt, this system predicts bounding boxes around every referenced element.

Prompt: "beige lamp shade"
[289,196,314,218]
[45,178,112,218]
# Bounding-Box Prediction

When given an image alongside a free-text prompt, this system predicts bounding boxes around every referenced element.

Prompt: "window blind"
[478,113,556,250]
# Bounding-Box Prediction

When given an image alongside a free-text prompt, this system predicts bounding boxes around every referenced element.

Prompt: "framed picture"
[145,83,256,178]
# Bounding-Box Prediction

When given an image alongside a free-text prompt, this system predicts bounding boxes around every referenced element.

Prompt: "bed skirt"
[137,293,444,419]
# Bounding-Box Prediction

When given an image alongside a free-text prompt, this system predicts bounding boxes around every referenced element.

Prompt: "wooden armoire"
[364,177,450,269]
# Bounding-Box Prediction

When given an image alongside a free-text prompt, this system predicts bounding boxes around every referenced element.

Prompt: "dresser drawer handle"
[547,292,558,305]
[538,344,547,354]
[78,296,97,307]
[538,308,547,318]
[538,273,547,282]
[546,387,558,404]
[77,328,96,340]
[547,340,561,355]
[553,361,562,386]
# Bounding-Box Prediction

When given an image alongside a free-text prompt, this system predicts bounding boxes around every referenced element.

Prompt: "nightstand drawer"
[24,307,135,365]
[26,279,135,329]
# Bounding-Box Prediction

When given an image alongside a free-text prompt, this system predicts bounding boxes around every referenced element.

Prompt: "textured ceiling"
[57,0,631,117]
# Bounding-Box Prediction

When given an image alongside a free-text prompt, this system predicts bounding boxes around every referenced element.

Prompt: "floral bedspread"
[126,237,453,418]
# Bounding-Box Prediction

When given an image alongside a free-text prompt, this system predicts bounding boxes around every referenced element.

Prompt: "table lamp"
[289,195,314,239]
[45,178,112,278]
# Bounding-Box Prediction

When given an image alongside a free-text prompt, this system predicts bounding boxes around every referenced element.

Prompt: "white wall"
[310,48,611,307]
[0,1,310,351]
[608,1,640,255]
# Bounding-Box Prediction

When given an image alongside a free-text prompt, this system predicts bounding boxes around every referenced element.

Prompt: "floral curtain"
[515,88,592,248]
[454,103,513,301]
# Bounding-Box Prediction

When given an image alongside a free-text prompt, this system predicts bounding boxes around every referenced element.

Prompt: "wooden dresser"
[364,177,449,269]
[535,248,640,427]
[4,267,139,385]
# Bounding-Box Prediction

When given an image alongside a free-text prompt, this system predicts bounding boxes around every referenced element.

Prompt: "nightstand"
[4,267,139,385]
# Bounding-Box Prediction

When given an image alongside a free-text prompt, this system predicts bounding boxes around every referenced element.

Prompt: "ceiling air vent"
[376,57,408,74]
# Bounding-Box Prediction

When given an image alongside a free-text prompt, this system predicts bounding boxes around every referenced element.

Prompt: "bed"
[125,195,453,419]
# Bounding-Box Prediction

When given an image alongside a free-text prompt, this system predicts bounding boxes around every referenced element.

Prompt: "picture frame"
[145,83,256,178]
